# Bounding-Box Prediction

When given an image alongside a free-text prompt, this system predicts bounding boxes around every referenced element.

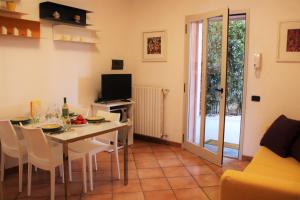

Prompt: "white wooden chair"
[21,126,87,200]
[0,120,27,192]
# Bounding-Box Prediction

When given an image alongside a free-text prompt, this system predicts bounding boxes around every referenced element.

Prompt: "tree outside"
[205,19,246,116]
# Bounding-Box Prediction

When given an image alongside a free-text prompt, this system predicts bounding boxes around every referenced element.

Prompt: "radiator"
[133,86,168,138]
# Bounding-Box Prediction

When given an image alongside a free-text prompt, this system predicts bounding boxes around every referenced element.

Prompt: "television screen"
[101,74,132,101]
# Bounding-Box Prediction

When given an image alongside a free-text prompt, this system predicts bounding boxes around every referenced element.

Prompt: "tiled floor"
[2,140,249,200]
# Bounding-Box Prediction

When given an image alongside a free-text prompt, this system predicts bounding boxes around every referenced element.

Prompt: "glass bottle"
[62,97,71,130]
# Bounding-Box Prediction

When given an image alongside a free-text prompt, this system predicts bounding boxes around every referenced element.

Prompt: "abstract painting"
[278,21,300,62]
[143,30,167,62]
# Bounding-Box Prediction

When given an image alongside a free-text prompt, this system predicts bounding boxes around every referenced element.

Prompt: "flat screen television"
[100,74,132,101]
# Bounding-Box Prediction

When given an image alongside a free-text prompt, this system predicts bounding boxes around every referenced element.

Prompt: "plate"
[41,123,62,132]
[86,116,104,123]
[11,117,31,125]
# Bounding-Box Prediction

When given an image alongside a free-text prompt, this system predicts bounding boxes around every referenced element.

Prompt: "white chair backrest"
[21,127,51,161]
[70,106,90,118]
[96,111,120,143]
[0,120,19,151]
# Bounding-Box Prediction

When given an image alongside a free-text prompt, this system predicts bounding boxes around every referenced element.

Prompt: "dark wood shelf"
[39,1,92,27]
[41,17,91,27]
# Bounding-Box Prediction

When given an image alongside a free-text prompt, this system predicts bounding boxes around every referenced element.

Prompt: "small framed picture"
[277,21,300,62]
[143,30,167,62]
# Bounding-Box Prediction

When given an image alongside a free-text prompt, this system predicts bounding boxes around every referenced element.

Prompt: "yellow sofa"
[220,146,300,200]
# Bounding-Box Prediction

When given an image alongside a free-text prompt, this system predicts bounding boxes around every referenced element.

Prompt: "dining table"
[13,120,129,200]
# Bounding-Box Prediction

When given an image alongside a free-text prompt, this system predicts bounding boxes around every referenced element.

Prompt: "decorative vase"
[13,27,19,36]
[1,26,7,35]
[6,1,16,11]
[73,15,81,23]
[52,11,60,19]
[26,29,32,37]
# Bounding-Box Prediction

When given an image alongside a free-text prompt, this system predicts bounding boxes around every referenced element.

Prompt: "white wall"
[0,0,131,119]
[127,0,300,156]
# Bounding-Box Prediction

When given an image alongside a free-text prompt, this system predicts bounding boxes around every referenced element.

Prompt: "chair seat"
[48,142,86,164]
[69,139,111,154]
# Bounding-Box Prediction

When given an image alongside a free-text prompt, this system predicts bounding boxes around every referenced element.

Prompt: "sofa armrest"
[220,170,300,200]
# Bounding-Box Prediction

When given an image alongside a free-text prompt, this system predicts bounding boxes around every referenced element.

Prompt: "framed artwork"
[277,21,300,62]
[143,30,167,62]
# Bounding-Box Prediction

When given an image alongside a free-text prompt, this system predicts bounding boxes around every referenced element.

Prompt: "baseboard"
[134,133,181,147]
[242,155,253,161]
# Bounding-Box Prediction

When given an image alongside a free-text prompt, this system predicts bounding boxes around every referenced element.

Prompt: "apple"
[77,115,84,121]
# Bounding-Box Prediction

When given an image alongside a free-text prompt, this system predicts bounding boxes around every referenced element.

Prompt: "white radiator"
[133,86,168,138]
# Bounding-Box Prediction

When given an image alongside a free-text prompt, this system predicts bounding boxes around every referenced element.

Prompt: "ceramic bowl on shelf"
[6,1,16,11]
[1,26,7,35]
[71,35,80,42]
[13,27,19,36]
[26,29,32,37]
[52,11,60,19]
[73,15,81,23]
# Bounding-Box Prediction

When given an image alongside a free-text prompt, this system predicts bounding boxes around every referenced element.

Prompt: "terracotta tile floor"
[2,140,249,200]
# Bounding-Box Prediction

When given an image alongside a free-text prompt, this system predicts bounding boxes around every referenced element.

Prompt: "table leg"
[123,127,128,185]
[63,143,70,199]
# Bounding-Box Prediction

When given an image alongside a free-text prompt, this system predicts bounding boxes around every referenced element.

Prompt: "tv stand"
[91,100,134,145]
[121,99,131,102]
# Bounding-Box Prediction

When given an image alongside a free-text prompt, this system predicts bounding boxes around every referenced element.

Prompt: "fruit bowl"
[71,115,88,127]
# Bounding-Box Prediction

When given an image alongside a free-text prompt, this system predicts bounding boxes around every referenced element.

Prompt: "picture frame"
[143,30,167,62]
[277,21,300,62]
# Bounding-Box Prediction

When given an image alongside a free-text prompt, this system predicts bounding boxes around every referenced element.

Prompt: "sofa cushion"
[260,115,300,157]
[244,147,300,182]
[291,136,300,162]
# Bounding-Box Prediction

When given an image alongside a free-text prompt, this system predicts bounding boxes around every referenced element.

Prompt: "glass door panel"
[187,21,203,145]
[203,16,223,154]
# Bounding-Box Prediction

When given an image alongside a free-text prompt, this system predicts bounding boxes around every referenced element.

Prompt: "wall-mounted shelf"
[40,1,92,27]
[0,16,40,39]
[52,24,99,44]
[41,16,91,27]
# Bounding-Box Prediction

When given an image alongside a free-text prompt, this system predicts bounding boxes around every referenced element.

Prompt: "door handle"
[215,88,224,94]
